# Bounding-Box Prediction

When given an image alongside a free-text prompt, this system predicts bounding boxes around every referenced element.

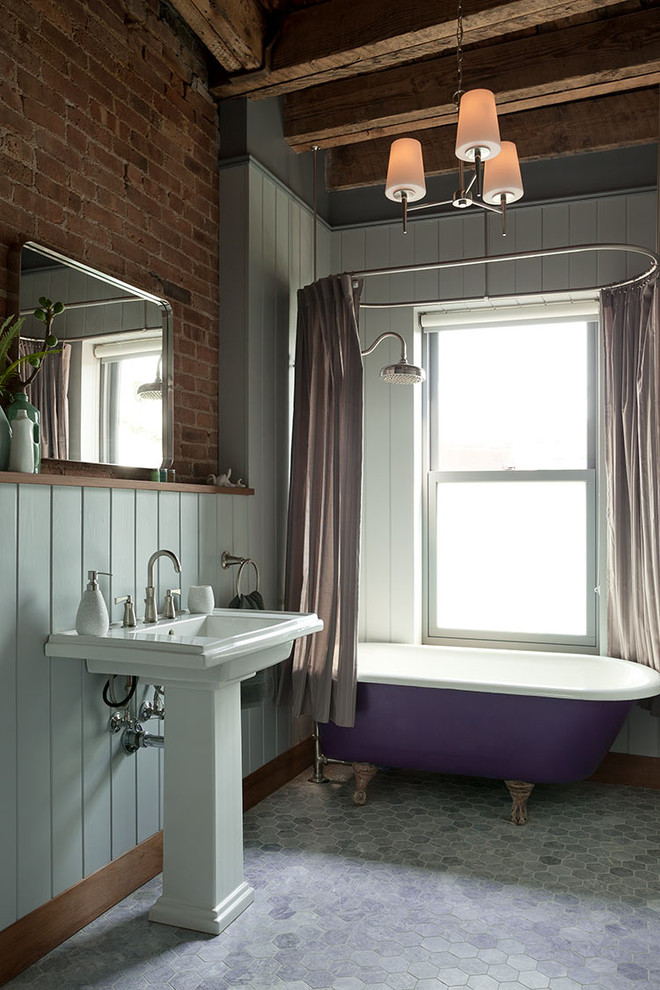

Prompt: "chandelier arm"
[475,200,503,216]
[408,199,454,213]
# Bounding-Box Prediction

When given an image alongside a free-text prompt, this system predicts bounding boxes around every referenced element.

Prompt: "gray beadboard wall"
[334,190,659,760]
[0,155,332,936]
[0,484,305,931]
[219,157,333,607]
[2,165,657,938]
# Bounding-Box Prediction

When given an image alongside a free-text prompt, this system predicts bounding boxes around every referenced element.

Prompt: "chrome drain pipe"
[309,722,350,783]
[122,726,165,754]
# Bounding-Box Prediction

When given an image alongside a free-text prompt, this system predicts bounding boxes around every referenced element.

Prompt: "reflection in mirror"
[16,242,173,470]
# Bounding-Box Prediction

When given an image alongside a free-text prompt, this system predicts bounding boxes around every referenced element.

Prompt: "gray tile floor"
[7,766,660,989]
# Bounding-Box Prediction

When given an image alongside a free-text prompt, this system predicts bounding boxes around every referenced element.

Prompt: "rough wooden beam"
[169,0,266,72]
[285,8,660,151]
[325,88,659,191]
[211,0,626,99]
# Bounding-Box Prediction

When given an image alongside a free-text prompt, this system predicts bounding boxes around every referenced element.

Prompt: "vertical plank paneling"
[255,182,279,768]
[569,200,599,289]
[300,205,314,289]
[216,496,235,606]
[198,488,219,593]
[50,486,84,895]
[276,186,293,608]
[80,488,112,877]
[156,491,181,605]
[245,183,266,779]
[109,490,136,625]
[109,489,137,860]
[134,490,160,843]
[261,182,281,609]
[515,207,543,295]
[361,234,393,643]
[219,165,250,477]
[16,485,52,916]
[597,197,628,286]
[0,485,18,928]
[462,212,487,299]
[413,220,440,303]
[179,492,201,609]
[541,203,570,291]
[486,210,517,298]
[438,214,465,300]
[626,191,657,280]
[339,228,366,282]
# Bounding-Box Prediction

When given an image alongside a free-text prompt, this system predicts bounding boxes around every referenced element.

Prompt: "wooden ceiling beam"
[284,8,660,151]
[169,0,266,72]
[325,88,659,192]
[211,0,626,99]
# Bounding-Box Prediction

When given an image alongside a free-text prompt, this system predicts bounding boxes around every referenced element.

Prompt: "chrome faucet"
[144,549,182,623]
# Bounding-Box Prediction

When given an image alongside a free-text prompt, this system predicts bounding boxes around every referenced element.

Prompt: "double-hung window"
[425,305,599,651]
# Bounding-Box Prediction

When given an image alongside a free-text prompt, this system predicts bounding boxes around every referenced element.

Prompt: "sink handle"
[114,594,137,628]
[164,588,181,620]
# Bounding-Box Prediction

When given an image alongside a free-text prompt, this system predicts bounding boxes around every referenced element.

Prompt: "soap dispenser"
[8,409,35,473]
[75,570,111,636]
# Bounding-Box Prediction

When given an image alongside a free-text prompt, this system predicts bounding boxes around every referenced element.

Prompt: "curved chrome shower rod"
[350,242,658,309]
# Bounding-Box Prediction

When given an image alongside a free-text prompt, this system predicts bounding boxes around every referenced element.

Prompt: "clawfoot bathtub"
[319,643,660,824]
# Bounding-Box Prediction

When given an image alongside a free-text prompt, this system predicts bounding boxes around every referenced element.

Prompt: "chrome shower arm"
[361,331,407,363]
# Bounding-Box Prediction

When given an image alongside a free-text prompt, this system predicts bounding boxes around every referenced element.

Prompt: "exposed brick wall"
[0,0,220,482]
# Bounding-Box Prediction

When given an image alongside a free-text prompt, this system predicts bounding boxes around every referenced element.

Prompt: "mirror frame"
[9,240,174,474]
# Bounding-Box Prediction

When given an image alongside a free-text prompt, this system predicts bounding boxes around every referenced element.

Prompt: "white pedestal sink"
[46,609,322,934]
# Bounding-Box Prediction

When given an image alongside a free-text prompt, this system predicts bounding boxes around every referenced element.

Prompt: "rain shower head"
[136,380,162,400]
[362,331,425,385]
[380,361,426,385]
[136,358,162,400]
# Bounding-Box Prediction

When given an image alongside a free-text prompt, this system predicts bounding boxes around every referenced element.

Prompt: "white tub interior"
[357,642,660,702]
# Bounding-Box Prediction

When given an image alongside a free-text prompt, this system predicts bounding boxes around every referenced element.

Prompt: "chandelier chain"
[454,0,464,109]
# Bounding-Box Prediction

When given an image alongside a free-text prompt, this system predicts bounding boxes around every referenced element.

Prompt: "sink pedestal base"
[149,881,254,935]
[148,679,253,935]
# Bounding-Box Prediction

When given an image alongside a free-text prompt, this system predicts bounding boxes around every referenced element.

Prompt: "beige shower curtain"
[20,340,71,460]
[278,274,364,727]
[602,280,660,676]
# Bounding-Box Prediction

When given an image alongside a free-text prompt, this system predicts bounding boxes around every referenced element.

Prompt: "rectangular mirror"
[13,242,173,472]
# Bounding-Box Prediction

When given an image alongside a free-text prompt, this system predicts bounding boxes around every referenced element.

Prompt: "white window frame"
[423,304,601,653]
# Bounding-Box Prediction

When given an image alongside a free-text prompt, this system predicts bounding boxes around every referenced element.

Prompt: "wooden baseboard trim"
[243,736,314,811]
[0,832,163,987]
[0,737,313,987]
[588,752,660,788]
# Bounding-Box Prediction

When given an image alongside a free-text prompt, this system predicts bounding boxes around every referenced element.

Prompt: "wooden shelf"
[0,471,254,495]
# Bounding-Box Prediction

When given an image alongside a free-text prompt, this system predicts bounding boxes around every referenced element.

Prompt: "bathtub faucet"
[144,549,182,623]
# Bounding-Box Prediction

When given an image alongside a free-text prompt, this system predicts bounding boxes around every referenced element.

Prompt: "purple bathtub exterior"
[320,681,633,784]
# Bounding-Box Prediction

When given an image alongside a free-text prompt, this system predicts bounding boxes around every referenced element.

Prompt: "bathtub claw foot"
[504,779,535,825]
[352,762,377,806]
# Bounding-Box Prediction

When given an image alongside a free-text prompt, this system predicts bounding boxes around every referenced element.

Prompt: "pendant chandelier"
[385,0,523,234]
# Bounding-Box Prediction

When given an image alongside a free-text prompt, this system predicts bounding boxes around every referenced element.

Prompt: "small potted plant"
[0,298,64,471]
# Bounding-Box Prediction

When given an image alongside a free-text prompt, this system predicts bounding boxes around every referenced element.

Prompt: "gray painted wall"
[0,484,308,930]
[337,190,659,759]
[1,153,330,935]
[3,156,657,936]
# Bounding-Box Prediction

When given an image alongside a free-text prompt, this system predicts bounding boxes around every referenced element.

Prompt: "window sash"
[424,315,599,652]
[426,470,598,649]
[427,321,598,473]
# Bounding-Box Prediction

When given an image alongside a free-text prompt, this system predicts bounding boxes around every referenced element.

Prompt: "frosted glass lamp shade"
[385,138,426,203]
[482,141,524,205]
[455,89,501,162]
